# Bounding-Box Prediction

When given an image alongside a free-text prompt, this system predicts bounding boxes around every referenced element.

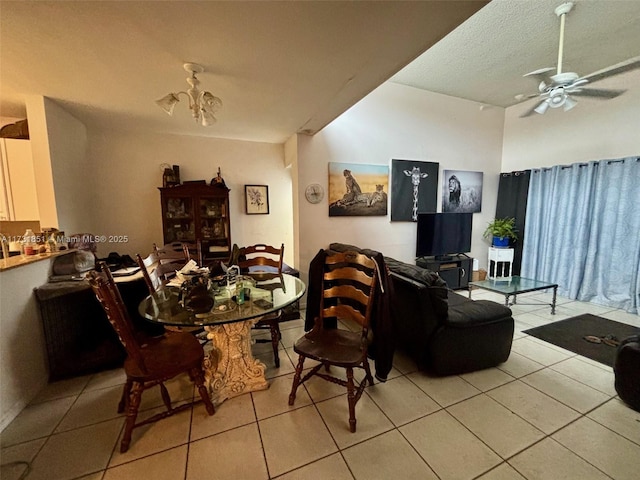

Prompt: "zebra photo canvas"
[328,162,388,217]
[391,159,439,222]
[442,169,483,213]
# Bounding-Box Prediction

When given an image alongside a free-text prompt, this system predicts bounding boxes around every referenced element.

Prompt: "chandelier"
[156,63,222,126]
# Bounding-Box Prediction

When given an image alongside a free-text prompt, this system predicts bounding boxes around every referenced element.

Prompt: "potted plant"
[483,217,518,247]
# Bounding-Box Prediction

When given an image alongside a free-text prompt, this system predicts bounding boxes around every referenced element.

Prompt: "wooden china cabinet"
[159,183,231,264]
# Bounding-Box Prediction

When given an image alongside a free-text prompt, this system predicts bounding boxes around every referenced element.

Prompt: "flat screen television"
[416,212,473,260]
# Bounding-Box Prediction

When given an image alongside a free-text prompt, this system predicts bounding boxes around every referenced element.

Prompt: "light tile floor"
[2,290,639,480]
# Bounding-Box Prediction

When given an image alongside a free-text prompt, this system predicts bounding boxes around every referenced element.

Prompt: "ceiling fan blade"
[520,99,548,118]
[514,92,540,102]
[524,67,555,77]
[570,88,626,99]
[579,56,640,84]
[523,68,554,87]
[567,78,589,89]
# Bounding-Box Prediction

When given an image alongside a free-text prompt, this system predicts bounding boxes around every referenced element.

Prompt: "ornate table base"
[203,320,269,405]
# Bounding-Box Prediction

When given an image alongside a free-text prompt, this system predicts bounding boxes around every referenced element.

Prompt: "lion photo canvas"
[442,169,483,213]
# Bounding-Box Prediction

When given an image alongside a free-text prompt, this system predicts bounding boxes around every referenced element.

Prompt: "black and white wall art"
[442,169,483,213]
[391,159,439,221]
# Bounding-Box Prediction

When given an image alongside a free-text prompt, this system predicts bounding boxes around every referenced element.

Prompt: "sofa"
[614,335,640,412]
[328,243,514,376]
[385,258,514,375]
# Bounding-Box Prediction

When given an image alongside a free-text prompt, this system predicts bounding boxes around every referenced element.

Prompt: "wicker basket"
[471,269,487,282]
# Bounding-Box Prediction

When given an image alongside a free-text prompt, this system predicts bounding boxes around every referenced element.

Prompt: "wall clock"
[305,183,324,204]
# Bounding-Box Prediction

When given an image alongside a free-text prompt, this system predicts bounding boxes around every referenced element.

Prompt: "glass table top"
[138,273,305,327]
[469,275,557,295]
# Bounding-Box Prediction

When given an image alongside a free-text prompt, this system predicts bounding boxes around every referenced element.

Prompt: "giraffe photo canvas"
[391,159,439,222]
[442,169,483,213]
[328,162,388,217]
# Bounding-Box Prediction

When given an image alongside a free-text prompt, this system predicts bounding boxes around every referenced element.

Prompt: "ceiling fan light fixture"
[534,99,551,115]
[547,87,568,108]
[517,2,640,119]
[563,95,577,111]
[156,63,222,126]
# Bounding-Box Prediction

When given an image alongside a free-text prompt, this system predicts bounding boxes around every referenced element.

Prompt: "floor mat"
[523,314,639,367]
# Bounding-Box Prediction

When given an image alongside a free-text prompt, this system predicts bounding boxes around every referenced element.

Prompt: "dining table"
[138,272,306,405]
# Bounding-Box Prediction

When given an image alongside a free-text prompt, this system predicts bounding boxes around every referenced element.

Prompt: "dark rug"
[523,314,639,367]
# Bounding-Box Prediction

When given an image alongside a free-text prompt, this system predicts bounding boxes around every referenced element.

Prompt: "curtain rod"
[532,157,637,173]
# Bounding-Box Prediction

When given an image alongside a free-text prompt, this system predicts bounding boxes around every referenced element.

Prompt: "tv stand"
[416,254,472,290]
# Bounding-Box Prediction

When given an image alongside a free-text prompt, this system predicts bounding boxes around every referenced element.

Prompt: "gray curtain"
[496,170,530,275]
[522,157,640,314]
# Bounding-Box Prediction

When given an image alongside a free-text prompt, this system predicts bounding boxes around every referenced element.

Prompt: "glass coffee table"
[468,275,558,314]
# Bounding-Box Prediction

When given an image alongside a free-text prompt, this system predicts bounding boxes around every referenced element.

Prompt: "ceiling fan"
[517,2,640,117]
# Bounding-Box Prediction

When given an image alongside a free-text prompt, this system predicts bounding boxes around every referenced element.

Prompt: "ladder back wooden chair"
[288,250,377,432]
[88,262,214,452]
[136,251,165,295]
[137,250,204,336]
[237,243,285,367]
[152,243,186,281]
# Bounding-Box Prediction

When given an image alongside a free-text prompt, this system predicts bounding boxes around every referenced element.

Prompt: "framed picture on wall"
[390,159,439,222]
[328,162,388,217]
[442,170,483,213]
[245,185,269,214]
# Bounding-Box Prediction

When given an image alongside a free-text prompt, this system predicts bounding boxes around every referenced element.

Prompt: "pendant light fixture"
[156,63,222,126]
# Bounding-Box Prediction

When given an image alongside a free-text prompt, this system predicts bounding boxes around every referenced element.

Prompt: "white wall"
[87,130,295,266]
[24,96,58,229]
[503,69,640,169]
[1,99,89,232]
[0,258,51,430]
[296,82,505,278]
[43,98,89,234]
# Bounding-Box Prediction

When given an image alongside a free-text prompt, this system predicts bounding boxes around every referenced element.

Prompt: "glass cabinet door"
[160,184,231,263]
[199,197,229,256]
[164,196,195,242]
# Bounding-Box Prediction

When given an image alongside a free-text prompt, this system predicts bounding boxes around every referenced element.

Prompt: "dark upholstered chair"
[386,257,514,376]
[614,335,640,412]
[289,251,377,432]
[88,262,214,452]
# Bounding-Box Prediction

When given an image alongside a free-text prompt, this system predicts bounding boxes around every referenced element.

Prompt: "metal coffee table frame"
[468,275,558,314]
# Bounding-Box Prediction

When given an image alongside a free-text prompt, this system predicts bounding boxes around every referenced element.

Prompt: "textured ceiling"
[0,1,484,143]
[2,1,638,144]
[391,0,640,108]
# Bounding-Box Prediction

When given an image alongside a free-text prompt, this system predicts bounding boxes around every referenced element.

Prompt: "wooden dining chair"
[88,262,215,452]
[151,243,185,281]
[288,251,377,432]
[238,243,285,367]
[137,251,204,336]
[181,241,203,266]
[136,251,165,295]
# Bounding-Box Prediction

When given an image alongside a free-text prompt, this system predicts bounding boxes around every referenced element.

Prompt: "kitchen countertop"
[0,249,74,272]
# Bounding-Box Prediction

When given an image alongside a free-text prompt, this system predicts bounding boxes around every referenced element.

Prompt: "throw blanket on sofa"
[305,245,395,381]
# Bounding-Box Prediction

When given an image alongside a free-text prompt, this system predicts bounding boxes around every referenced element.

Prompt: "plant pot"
[492,236,510,247]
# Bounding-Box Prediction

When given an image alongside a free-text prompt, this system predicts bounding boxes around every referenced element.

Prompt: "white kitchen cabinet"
[0,138,39,221]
